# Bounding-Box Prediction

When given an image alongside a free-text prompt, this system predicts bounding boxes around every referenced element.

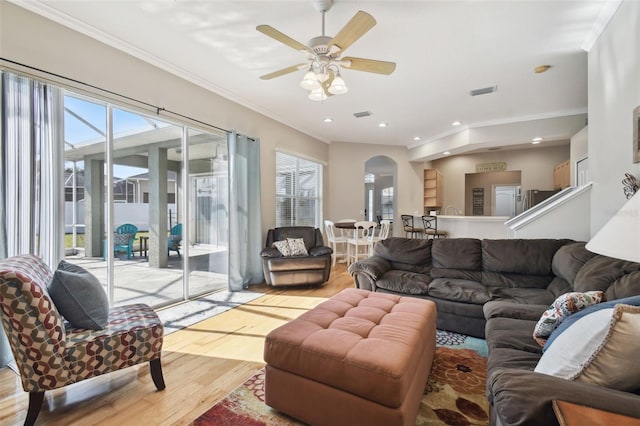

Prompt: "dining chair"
[401,215,424,238]
[324,220,348,266]
[372,220,392,243]
[421,215,448,239]
[346,221,378,265]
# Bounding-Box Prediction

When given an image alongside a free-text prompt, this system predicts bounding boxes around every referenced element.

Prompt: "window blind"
[275,152,322,228]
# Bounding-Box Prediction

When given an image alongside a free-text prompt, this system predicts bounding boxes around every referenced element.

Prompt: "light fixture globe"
[328,74,348,95]
[308,87,327,101]
[300,70,320,90]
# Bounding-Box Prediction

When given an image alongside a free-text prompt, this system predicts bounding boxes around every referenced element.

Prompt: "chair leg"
[24,391,44,426]
[150,358,166,391]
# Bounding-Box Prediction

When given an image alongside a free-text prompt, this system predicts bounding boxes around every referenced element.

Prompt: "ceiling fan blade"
[328,11,376,53]
[256,25,311,53]
[341,57,396,75]
[260,63,307,80]
[322,73,335,97]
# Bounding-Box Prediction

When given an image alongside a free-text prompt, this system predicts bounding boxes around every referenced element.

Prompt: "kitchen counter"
[432,215,509,239]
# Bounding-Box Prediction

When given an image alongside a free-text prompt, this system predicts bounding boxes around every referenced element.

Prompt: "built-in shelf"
[424,169,443,209]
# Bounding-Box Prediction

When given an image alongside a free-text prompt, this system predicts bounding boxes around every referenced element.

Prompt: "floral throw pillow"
[287,238,309,256]
[272,240,292,256]
[533,291,605,346]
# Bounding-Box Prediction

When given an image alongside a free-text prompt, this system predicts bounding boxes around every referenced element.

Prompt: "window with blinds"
[276,152,322,228]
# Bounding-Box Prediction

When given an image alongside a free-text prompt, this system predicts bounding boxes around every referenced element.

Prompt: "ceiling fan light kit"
[257,0,396,101]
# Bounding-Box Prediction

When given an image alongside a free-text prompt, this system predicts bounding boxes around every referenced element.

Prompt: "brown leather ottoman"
[264,288,437,426]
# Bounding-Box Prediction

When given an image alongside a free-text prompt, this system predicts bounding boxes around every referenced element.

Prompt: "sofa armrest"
[260,247,282,258]
[484,301,548,321]
[309,246,332,257]
[489,368,640,426]
[347,256,391,291]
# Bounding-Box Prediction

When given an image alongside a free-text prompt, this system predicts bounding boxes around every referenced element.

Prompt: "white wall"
[588,0,640,234]
[570,126,588,186]
[328,142,424,237]
[0,1,328,236]
[430,145,570,214]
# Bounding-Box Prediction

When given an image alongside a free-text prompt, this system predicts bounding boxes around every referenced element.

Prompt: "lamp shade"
[308,87,327,101]
[300,71,320,91]
[328,74,348,95]
[585,192,640,263]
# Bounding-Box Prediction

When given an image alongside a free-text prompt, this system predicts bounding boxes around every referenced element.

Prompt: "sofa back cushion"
[431,239,483,281]
[481,239,569,289]
[551,242,597,285]
[573,255,640,299]
[373,237,432,275]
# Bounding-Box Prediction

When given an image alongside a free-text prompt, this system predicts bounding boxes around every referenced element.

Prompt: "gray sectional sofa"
[348,237,640,425]
[348,237,577,338]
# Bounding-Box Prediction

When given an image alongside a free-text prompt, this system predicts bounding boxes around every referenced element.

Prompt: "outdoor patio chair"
[103,223,138,260]
[168,223,182,257]
[0,254,165,426]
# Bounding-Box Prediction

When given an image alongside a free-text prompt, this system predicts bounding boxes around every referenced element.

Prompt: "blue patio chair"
[168,223,182,257]
[103,224,138,260]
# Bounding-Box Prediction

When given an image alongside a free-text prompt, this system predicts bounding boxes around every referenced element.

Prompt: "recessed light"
[443,151,451,155]
[531,141,541,145]
[413,136,422,141]
[323,117,333,123]
[451,121,462,126]
[378,122,388,128]
[531,137,543,144]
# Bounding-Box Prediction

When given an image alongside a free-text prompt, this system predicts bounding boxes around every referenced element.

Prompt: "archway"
[364,156,397,235]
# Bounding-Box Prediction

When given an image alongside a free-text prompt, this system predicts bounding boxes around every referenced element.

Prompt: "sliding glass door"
[61,88,229,308]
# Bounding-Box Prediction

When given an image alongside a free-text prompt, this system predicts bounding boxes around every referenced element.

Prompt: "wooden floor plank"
[0,264,353,425]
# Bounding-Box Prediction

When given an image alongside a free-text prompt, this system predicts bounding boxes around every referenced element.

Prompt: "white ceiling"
[16,0,614,154]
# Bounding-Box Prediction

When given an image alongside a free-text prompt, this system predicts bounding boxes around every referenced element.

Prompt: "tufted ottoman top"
[264,288,436,408]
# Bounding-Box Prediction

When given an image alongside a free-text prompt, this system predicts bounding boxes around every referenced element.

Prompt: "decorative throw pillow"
[533,291,605,346]
[48,260,109,330]
[272,240,292,256]
[543,294,640,351]
[534,304,640,391]
[287,238,309,256]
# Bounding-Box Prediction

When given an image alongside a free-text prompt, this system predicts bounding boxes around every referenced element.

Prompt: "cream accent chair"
[346,221,378,265]
[324,220,348,266]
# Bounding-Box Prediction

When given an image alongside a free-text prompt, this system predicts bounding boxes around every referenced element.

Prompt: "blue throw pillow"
[543,294,640,351]
[48,260,109,330]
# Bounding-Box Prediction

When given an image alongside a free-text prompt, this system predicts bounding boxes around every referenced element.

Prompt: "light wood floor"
[0,264,355,426]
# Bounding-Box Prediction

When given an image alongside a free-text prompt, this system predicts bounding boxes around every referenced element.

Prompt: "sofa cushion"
[431,238,482,270]
[427,278,490,304]
[375,270,431,295]
[482,271,554,290]
[48,260,109,330]
[487,347,541,374]
[551,242,597,285]
[482,239,568,275]
[489,287,556,305]
[573,255,640,295]
[485,317,542,354]
[535,304,640,391]
[373,237,432,274]
[532,291,605,345]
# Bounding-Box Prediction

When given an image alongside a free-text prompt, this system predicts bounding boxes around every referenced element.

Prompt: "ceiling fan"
[256,0,396,101]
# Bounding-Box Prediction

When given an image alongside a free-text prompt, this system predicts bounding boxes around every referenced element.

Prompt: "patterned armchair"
[0,254,165,425]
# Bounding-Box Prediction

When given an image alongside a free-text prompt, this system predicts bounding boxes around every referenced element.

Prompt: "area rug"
[191,330,488,426]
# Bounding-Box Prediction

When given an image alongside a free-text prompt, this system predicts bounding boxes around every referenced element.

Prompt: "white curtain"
[0,71,65,366]
[228,132,263,290]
